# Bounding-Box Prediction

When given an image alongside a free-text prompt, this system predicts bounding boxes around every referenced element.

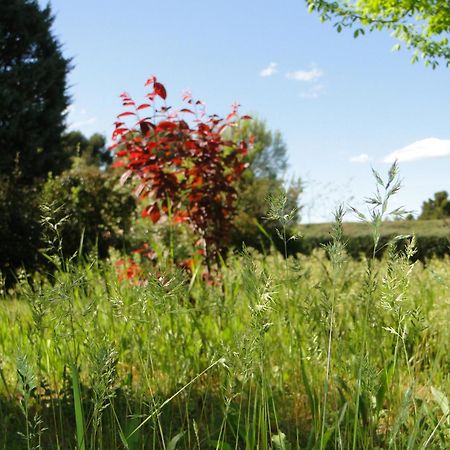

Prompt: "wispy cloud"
[349,153,371,163]
[383,138,450,163]
[71,117,97,129]
[286,66,323,82]
[259,62,278,77]
[300,83,325,99]
[65,104,97,131]
[285,64,325,99]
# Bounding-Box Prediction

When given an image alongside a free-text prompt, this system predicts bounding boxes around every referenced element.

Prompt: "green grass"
[0,244,449,449]
[298,218,450,238]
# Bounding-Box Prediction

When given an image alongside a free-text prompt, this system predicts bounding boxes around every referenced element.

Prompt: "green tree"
[419,191,450,219]
[307,0,450,67]
[231,118,303,250]
[0,0,71,182]
[0,0,72,281]
[62,131,113,167]
[239,118,289,180]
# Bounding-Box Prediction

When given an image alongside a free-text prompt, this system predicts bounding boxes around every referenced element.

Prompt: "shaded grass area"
[0,243,449,449]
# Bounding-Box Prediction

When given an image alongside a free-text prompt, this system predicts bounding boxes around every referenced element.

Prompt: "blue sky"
[40,0,450,222]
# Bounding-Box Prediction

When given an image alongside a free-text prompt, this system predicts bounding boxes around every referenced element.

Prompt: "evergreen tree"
[0,0,71,182]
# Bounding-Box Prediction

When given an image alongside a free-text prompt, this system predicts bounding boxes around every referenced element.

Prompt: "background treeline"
[292,219,450,261]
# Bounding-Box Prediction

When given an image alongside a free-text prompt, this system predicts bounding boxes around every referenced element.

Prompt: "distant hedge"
[284,221,450,261]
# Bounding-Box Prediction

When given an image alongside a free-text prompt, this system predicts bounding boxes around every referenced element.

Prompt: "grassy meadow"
[1,216,449,449]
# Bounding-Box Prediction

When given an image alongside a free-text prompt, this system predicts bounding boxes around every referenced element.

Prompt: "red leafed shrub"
[115,258,144,284]
[110,76,250,268]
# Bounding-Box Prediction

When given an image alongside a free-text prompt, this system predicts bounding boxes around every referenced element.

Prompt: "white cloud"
[383,138,450,163]
[349,153,371,163]
[286,66,323,82]
[259,62,278,77]
[300,83,325,99]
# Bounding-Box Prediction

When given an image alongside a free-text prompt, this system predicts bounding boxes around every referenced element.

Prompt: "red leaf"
[218,124,230,135]
[173,211,189,224]
[156,121,177,132]
[226,112,236,121]
[111,161,125,169]
[117,111,136,118]
[145,76,157,86]
[191,176,203,187]
[137,103,151,110]
[112,127,128,138]
[140,121,151,134]
[144,204,161,223]
[198,123,211,134]
[154,82,167,100]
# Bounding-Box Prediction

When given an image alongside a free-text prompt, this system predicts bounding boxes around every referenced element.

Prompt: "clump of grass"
[16,352,46,450]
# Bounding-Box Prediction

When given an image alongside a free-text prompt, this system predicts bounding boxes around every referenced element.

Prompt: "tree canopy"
[62,131,113,167]
[419,191,450,219]
[230,118,302,250]
[235,118,289,181]
[306,0,450,67]
[0,0,71,182]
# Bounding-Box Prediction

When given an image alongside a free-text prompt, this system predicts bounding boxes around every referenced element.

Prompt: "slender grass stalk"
[71,363,86,450]
[351,162,406,450]
[320,205,346,449]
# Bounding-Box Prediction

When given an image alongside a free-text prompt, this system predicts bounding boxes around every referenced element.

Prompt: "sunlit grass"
[0,165,449,449]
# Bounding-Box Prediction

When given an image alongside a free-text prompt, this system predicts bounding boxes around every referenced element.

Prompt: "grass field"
[298,219,450,238]
[0,215,449,449]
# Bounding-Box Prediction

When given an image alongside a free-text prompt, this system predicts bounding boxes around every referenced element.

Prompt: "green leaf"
[272,432,291,450]
[430,386,449,417]
[167,431,185,450]
[71,363,86,450]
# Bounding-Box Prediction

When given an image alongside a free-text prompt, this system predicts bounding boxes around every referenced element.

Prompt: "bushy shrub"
[41,161,136,259]
[111,77,250,268]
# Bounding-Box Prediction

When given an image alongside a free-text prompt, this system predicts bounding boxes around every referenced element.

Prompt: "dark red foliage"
[110,76,250,267]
